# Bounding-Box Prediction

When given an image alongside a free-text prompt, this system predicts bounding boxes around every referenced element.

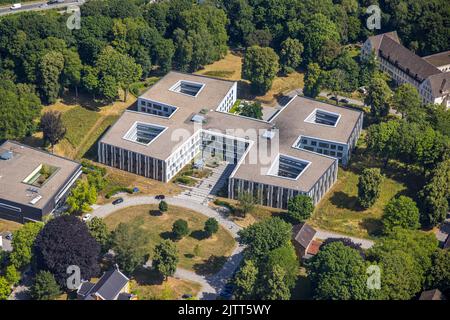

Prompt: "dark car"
[340,98,349,104]
[155,194,165,200]
[112,197,124,205]
[182,293,193,299]
[330,96,338,101]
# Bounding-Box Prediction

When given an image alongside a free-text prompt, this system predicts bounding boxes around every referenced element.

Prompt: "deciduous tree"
[357,168,383,209]
[153,240,178,280]
[242,46,279,94]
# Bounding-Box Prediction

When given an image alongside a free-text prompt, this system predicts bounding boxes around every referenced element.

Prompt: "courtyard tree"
[239,101,263,120]
[40,111,66,152]
[279,37,303,74]
[33,215,101,286]
[204,218,219,238]
[172,219,189,240]
[153,239,179,280]
[287,194,314,224]
[111,218,150,275]
[10,222,43,269]
[382,196,420,233]
[357,168,383,209]
[242,45,279,94]
[31,271,61,300]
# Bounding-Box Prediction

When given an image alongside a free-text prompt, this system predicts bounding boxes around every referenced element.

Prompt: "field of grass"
[103,204,236,273]
[196,51,305,106]
[0,219,22,233]
[96,165,182,204]
[130,267,201,300]
[61,106,101,148]
[309,147,421,239]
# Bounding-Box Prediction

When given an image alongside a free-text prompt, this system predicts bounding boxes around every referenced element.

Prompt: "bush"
[159,201,168,213]
[172,219,189,240]
[382,196,420,233]
[5,265,20,286]
[357,168,383,208]
[204,218,219,237]
[175,176,196,186]
[105,187,133,199]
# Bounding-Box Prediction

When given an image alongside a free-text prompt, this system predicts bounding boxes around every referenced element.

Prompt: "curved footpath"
[90,195,244,300]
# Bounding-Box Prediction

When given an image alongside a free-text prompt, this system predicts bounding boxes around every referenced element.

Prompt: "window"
[330,145,336,150]
[169,80,205,97]
[311,141,317,146]
[305,108,341,127]
[338,146,344,151]
[319,142,329,148]
[268,155,311,180]
[123,122,166,145]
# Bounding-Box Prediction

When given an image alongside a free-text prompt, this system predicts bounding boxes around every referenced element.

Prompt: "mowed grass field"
[309,145,421,239]
[0,219,22,233]
[103,204,236,273]
[195,50,305,106]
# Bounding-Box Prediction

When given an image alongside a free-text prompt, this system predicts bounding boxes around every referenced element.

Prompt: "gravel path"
[91,195,244,299]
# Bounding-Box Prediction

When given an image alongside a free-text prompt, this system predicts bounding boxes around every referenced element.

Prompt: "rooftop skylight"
[305,108,341,127]
[169,80,205,97]
[123,122,166,145]
[267,154,310,180]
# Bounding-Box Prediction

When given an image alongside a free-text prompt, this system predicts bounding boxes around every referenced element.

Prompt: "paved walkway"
[314,228,374,249]
[90,195,244,299]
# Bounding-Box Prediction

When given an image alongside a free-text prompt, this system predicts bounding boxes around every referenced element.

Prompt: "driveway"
[90,195,244,299]
[314,228,374,249]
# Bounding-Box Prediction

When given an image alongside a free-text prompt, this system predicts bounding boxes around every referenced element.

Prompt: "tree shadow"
[60,91,107,111]
[184,253,195,259]
[329,191,362,211]
[360,218,384,237]
[149,210,163,217]
[193,255,227,276]
[159,231,175,240]
[189,230,208,241]
[132,267,164,286]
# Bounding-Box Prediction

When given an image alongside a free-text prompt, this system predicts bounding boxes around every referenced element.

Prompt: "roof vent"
[262,130,276,140]
[191,114,205,123]
[0,151,13,160]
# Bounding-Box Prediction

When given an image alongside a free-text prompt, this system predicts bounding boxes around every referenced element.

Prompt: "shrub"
[105,187,133,199]
[204,218,219,237]
[172,219,189,240]
[159,200,168,213]
[287,195,314,223]
[382,196,420,233]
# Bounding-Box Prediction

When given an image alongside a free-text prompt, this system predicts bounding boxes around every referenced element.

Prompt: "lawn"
[103,204,236,273]
[130,267,201,300]
[0,219,22,233]
[195,50,305,106]
[61,106,101,148]
[309,146,422,239]
[96,165,182,204]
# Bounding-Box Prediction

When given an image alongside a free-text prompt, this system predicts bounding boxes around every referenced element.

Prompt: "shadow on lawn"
[189,230,208,241]
[133,267,164,286]
[360,218,384,237]
[329,191,362,211]
[193,255,227,275]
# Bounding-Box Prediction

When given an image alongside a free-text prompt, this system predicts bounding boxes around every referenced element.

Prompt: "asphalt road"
[0,0,84,16]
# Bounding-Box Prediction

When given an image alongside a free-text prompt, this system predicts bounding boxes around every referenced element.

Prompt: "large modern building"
[0,141,82,223]
[361,31,450,108]
[98,72,363,209]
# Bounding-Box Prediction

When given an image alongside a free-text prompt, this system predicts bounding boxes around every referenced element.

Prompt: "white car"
[82,214,92,222]
[10,3,22,10]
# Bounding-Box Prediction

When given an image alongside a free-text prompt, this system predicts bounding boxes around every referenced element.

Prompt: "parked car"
[182,293,193,299]
[330,96,338,102]
[5,232,13,241]
[340,98,349,104]
[112,197,124,205]
[155,194,165,200]
[82,214,92,222]
[10,3,22,10]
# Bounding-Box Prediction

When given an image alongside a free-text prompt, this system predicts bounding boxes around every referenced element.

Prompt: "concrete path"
[314,228,374,249]
[90,195,244,299]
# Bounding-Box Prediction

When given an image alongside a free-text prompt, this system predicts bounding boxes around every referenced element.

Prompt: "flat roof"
[0,141,81,210]
[100,73,362,191]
